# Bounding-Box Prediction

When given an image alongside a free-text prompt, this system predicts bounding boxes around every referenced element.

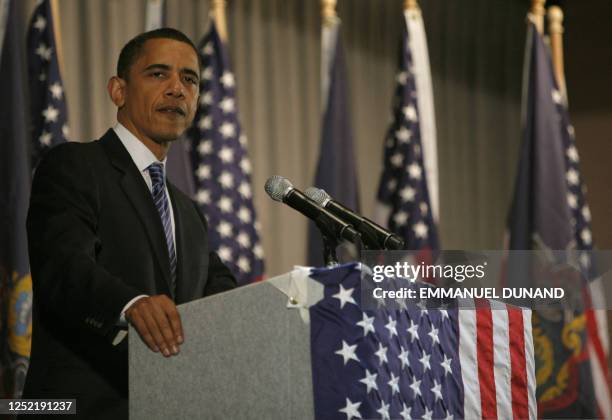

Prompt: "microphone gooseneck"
[264,176,361,244]
[304,187,404,250]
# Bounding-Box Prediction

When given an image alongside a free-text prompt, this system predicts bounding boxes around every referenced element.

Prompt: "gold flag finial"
[530,0,546,34]
[548,6,567,101]
[212,0,228,41]
[548,6,564,36]
[404,0,419,10]
[321,0,338,26]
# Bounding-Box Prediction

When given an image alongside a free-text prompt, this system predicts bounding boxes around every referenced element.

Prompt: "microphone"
[264,176,361,244]
[304,187,405,250]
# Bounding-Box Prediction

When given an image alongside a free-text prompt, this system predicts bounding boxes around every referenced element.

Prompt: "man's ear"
[107,76,126,108]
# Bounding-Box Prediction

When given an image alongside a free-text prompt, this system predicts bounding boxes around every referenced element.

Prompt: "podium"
[129,268,318,419]
[130,264,536,419]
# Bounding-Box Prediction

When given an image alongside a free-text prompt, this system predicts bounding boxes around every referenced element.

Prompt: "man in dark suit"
[22,28,236,419]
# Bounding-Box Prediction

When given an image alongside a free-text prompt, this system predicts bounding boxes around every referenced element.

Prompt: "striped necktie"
[147,162,177,293]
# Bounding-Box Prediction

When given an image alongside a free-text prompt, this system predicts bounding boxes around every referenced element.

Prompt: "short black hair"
[116,27,200,80]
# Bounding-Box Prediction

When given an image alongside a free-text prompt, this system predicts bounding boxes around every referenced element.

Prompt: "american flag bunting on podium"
[309,264,536,419]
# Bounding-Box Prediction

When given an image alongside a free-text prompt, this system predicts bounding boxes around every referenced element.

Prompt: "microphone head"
[264,175,293,202]
[304,187,331,206]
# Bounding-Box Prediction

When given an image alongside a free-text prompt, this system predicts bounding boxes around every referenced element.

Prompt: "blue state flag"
[0,0,33,399]
[507,20,603,418]
[307,21,359,267]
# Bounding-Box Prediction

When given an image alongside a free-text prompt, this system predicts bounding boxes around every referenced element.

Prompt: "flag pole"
[530,0,545,34]
[548,5,567,102]
[211,0,228,42]
[321,0,338,27]
[404,0,419,11]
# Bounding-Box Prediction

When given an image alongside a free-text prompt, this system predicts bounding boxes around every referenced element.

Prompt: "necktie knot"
[148,162,165,190]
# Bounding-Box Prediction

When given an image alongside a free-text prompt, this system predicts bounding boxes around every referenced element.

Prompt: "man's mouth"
[157,106,186,116]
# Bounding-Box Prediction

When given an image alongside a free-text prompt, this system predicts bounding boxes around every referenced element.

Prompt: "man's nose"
[165,74,184,97]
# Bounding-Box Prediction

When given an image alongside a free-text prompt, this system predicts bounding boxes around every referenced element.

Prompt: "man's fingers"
[128,299,169,356]
[126,295,183,357]
[161,299,183,344]
[126,309,159,353]
[149,299,180,354]
[138,303,173,357]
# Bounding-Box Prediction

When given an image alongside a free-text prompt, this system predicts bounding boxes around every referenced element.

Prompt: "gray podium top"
[129,268,320,420]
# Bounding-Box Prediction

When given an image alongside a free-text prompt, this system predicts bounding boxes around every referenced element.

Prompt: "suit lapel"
[99,130,172,296]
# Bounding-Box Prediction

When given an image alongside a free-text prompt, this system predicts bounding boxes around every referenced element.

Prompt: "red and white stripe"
[459,298,536,419]
[587,277,612,419]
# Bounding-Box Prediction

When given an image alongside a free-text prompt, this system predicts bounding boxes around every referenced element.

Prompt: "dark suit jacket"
[22,129,236,419]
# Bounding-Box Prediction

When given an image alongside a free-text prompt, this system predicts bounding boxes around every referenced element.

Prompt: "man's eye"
[185,76,198,85]
[151,71,165,78]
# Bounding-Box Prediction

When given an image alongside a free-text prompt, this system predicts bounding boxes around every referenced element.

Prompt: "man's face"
[114,38,200,144]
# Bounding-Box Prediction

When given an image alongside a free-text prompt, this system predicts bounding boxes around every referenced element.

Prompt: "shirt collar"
[113,122,166,173]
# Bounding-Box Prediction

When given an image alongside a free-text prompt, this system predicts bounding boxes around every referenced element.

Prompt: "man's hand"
[125,295,183,357]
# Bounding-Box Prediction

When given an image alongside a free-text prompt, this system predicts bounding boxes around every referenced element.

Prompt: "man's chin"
[152,129,188,144]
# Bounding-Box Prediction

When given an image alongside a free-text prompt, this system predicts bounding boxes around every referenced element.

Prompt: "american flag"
[561,90,612,420]
[309,263,536,419]
[376,16,438,252]
[27,0,68,167]
[185,22,264,286]
[558,61,596,272]
[550,26,612,420]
